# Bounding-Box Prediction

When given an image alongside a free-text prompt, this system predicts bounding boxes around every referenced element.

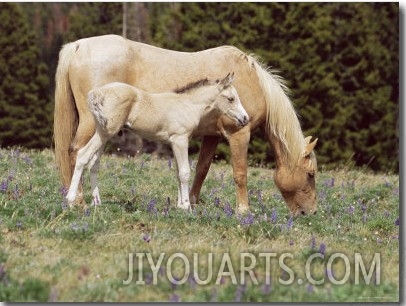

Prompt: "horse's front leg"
[227,126,251,213]
[189,135,220,204]
[171,137,191,210]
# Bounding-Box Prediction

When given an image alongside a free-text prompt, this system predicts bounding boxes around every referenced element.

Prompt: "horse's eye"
[228,97,234,103]
[307,172,314,179]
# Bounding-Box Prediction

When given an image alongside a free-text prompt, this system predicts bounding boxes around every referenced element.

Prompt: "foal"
[66,73,249,210]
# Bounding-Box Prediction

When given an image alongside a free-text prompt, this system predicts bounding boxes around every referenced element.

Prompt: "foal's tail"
[54,42,79,188]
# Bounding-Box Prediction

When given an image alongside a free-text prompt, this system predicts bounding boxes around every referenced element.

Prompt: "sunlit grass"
[0,148,399,302]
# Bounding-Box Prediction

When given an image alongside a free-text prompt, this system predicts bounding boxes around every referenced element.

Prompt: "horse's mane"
[245,53,307,169]
[174,78,211,94]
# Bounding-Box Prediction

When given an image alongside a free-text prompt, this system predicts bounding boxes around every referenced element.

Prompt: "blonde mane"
[248,55,305,168]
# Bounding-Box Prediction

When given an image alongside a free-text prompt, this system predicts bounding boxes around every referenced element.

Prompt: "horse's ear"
[219,72,234,88]
[304,137,318,156]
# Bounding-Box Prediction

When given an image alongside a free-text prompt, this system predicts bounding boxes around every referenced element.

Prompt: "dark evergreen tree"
[153,2,399,172]
[0,3,51,148]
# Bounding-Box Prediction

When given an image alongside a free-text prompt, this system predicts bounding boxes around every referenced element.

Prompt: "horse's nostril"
[313,211,317,215]
[301,210,306,215]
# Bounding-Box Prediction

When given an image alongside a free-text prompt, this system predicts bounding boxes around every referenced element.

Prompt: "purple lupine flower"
[142,233,151,243]
[224,202,233,217]
[270,208,277,223]
[240,212,255,226]
[310,236,316,250]
[214,197,220,207]
[319,242,326,255]
[84,208,91,217]
[168,293,180,302]
[210,288,218,302]
[234,284,246,302]
[0,181,8,193]
[395,217,399,226]
[145,273,153,285]
[348,205,355,215]
[147,199,157,216]
[286,216,293,229]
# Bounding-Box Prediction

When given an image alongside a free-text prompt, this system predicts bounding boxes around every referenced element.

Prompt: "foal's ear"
[219,72,235,88]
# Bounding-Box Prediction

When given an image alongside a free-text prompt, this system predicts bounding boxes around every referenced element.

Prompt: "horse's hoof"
[237,204,250,214]
[177,203,191,210]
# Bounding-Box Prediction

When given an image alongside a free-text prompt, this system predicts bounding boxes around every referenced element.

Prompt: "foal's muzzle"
[238,115,249,126]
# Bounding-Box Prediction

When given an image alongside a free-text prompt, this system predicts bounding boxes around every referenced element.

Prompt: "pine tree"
[0,3,51,148]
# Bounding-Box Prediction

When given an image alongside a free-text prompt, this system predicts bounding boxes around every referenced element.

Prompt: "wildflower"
[142,233,151,243]
[234,284,246,302]
[84,208,91,217]
[210,288,218,302]
[224,202,233,217]
[240,212,255,226]
[286,216,293,229]
[147,198,157,216]
[310,236,316,250]
[319,242,326,255]
[16,221,23,229]
[307,283,314,293]
[347,205,355,215]
[270,208,277,223]
[395,217,399,226]
[0,181,7,193]
[168,293,180,302]
[289,240,294,246]
[214,197,220,207]
[262,283,271,295]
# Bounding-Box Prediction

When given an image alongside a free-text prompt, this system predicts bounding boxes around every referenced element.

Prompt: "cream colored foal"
[66,73,248,210]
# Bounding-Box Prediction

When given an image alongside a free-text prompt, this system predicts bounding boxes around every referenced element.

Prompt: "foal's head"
[211,72,249,127]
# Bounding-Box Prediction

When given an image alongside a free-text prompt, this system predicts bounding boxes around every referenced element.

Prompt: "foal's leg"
[89,148,104,206]
[66,132,104,206]
[171,137,191,210]
[189,136,220,204]
[227,126,251,213]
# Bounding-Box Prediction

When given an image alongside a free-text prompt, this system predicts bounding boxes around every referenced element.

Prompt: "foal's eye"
[228,97,234,103]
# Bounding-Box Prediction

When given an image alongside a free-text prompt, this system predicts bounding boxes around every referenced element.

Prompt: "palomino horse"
[66,74,249,210]
[54,34,318,216]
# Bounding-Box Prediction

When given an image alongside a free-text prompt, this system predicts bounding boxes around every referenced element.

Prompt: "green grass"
[0,148,399,302]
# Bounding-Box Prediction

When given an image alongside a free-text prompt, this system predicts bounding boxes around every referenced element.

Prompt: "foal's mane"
[174,78,211,94]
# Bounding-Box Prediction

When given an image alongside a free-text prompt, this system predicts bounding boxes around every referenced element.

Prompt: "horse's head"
[274,136,318,216]
[214,73,249,126]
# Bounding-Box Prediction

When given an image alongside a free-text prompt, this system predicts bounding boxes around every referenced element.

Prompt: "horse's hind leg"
[70,96,97,204]
[67,131,104,206]
[189,136,220,204]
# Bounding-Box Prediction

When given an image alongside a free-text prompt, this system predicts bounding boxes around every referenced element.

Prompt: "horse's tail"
[249,55,305,167]
[54,42,79,188]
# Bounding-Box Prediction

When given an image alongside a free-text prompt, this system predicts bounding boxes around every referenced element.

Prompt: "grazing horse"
[66,74,249,210]
[54,34,318,216]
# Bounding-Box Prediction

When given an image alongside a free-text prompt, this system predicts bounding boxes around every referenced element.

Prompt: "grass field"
[0,148,399,302]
